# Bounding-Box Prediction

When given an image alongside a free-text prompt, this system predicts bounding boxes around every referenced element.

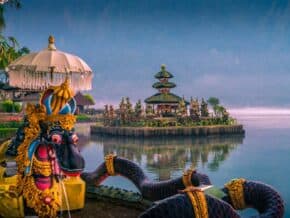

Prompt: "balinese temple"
[145,65,189,116]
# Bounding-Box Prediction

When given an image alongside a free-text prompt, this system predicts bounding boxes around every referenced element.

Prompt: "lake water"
[78,114,290,217]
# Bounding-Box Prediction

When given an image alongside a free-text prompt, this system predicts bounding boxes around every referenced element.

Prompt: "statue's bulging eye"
[51,134,62,144]
[71,134,79,144]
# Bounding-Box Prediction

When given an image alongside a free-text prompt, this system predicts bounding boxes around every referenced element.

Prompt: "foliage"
[0,35,29,69]
[0,127,17,138]
[207,97,220,107]
[0,100,21,112]
[0,121,22,128]
[207,97,220,116]
[76,114,96,122]
[106,116,236,128]
[0,1,25,70]
[83,94,95,104]
[104,97,234,127]
[0,0,21,31]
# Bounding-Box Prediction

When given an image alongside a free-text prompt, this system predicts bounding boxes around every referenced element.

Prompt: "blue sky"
[3,0,290,107]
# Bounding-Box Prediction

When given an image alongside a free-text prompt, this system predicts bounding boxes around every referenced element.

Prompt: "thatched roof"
[154,65,174,79]
[74,92,95,106]
[145,93,189,105]
[152,82,176,89]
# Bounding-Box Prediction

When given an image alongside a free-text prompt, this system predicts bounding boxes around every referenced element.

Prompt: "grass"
[77,114,99,122]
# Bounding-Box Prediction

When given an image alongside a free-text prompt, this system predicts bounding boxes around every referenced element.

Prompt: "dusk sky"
[4,0,290,108]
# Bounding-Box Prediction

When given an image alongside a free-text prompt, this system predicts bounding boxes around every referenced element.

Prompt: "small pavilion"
[74,92,95,114]
[145,65,189,117]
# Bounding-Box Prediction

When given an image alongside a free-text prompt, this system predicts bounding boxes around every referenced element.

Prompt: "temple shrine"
[145,65,189,117]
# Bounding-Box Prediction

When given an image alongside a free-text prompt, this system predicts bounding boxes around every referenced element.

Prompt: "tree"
[0,99,21,112]
[0,0,21,31]
[207,97,219,107]
[83,94,95,105]
[0,36,29,70]
[207,97,220,116]
[0,1,27,71]
[215,105,229,121]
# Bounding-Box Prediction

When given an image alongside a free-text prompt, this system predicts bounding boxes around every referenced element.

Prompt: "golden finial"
[48,35,55,44]
[161,64,166,71]
[48,35,56,50]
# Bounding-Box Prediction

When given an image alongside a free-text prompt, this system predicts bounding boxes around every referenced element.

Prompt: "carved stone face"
[46,127,85,175]
[33,126,85,190]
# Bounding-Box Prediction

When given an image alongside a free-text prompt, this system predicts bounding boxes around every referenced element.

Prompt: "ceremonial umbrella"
[7,36,93,91]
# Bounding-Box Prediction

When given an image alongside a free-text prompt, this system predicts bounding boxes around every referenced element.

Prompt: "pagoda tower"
[145,65,189,117]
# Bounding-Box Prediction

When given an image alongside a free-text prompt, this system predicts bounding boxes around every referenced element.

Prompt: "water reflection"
[76,121,290,217]
[84,134,244,180]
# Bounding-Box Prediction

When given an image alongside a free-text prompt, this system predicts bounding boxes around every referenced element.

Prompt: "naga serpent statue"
[0,80,284,218]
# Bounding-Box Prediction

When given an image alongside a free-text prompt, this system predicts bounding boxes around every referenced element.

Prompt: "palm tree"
[207,97,220,116]
[0,35,29,70]
[215,105,225,117]
[0,1,24,71]
[0,0,21,31]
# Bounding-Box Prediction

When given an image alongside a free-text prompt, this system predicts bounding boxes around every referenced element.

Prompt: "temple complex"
[96,64,243,136]
[145,65,189,117]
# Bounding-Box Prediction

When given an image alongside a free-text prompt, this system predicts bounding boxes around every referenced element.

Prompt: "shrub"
[0,128,18,138]
[83,94,95,105]
[0,121,23,128]
[0,100,22,112]
[76,114,97,122]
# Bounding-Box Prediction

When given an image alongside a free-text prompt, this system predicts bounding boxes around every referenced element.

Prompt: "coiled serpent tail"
[81,156,284,218]
[140,179,284,218]
[81,155,211,201]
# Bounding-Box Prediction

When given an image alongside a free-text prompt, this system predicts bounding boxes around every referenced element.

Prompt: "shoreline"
[90,124,244,137]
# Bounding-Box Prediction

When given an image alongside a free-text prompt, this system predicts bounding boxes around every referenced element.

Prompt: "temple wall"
[90,125,245,137]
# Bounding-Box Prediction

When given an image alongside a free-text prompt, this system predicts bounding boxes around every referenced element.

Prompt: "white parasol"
[7,36,93,91]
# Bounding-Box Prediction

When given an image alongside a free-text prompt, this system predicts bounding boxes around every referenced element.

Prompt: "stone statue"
[200,98,209,117]
[190,97,200,121]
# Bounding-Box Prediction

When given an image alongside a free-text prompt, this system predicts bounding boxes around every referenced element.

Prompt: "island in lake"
[91,65,244,137]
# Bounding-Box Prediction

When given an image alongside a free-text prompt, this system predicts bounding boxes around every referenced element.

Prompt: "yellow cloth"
[105,154,117,176]
[224,178,246,210]
[182,168,195,188]
[186,190,208,218]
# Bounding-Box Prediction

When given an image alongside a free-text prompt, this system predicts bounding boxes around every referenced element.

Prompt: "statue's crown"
[40,78,76,115]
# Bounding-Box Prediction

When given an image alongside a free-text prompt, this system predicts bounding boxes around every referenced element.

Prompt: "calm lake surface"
[78,114,290,217]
